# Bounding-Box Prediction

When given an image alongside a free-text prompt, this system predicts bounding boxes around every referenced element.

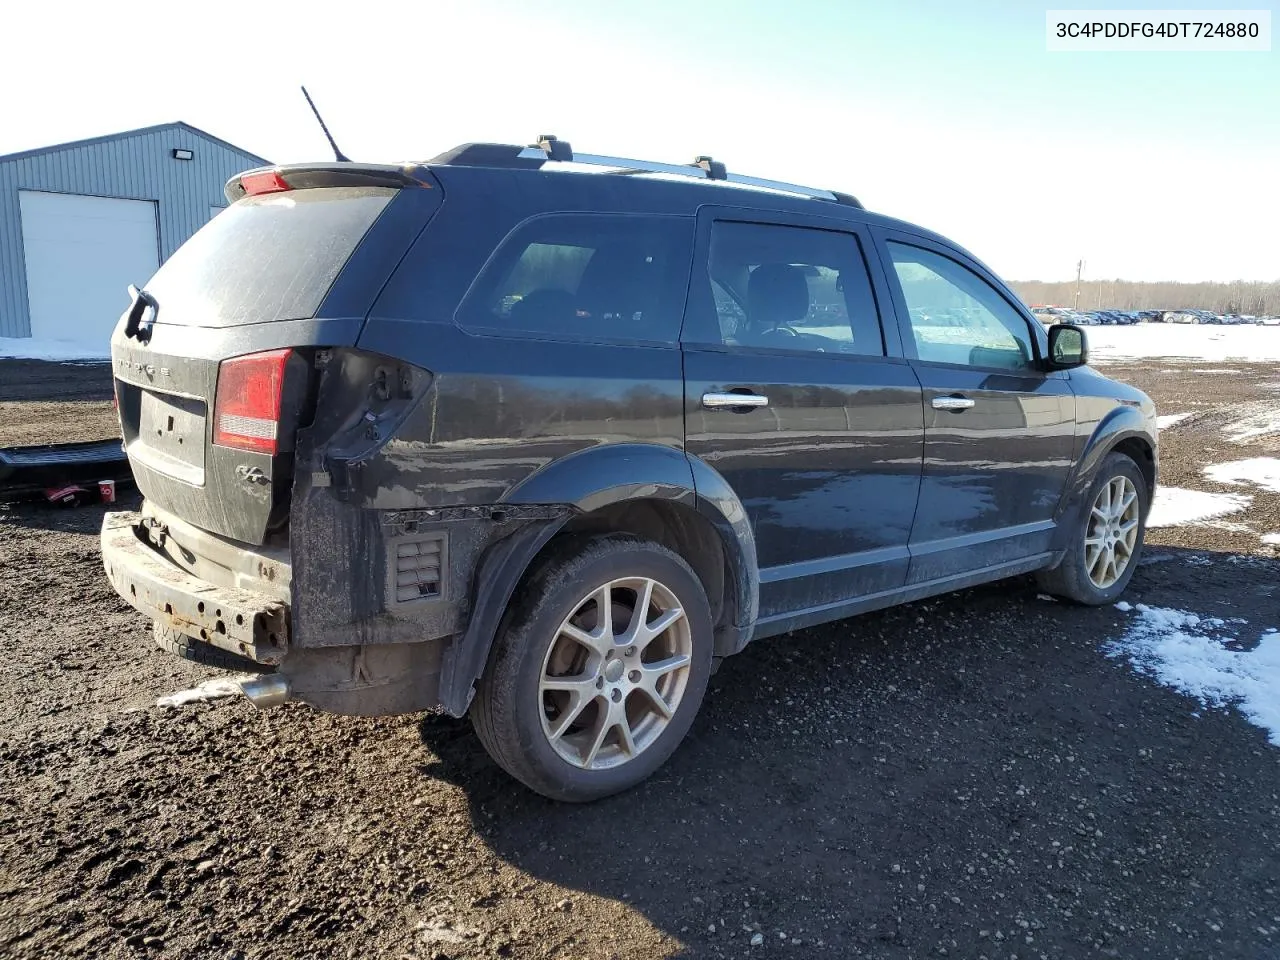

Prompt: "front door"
[682,212,924,629]
[877,233,1077,583]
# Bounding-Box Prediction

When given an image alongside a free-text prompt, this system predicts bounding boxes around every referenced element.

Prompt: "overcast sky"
[2,0,1276,282]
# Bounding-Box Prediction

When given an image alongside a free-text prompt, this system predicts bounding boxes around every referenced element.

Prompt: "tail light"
[213,349,292,454]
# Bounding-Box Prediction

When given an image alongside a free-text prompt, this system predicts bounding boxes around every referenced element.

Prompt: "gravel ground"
[0,359,116,446]
[1,356,1278,960]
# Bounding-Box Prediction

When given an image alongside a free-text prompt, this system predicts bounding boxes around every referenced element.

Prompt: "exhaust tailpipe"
[238,674,291,709]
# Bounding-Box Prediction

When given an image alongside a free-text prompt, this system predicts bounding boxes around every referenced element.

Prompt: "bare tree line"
[1008,279,1280,315]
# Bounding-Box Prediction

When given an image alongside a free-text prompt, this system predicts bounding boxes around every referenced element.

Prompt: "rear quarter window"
[457,214,694,344]
[144,186,395,327]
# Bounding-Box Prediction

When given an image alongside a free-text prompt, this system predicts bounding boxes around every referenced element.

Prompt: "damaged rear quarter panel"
[287,325,685,674]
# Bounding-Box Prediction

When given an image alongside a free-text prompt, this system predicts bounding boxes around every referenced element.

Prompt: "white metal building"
[0,122,268,348]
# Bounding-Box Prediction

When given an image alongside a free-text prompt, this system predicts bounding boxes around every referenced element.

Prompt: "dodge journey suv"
[102,137,1157,801]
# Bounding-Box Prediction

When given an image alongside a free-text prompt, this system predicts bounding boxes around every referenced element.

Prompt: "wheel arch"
[435,443,758,716]
[1070,407,1156,500]
[1109,435,1157,499]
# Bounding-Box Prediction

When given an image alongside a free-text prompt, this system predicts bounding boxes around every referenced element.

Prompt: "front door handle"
[931,395,975,412]
[702,392,769,410]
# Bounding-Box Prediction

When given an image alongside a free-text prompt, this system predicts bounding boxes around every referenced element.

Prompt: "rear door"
[874,231,1077,582]
[682,209,924,627]
[112,180,436,545]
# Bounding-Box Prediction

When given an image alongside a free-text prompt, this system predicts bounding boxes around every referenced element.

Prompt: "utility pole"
[1074,259,1084,309]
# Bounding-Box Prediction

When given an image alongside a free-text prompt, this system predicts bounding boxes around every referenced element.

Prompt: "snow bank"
[1146,486,1250,528]
[1106,605,1280,746]
[0,337,109,361]
[1087,325,1280,363]
[1204,457,1280,493]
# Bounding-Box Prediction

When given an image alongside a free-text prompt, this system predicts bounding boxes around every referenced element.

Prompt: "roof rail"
[517,135,863,209]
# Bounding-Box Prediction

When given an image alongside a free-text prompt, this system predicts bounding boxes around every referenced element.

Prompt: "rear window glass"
[144,186,394,327]
[458,214,693,343]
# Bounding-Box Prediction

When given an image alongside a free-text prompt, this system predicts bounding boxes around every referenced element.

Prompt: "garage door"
[19,191,160,347]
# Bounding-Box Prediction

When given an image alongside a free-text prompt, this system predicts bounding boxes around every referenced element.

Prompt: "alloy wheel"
[538,576,692,770]
[1084,475,1140,588]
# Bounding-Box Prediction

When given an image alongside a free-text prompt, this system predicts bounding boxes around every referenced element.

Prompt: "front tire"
[470,535,713,802]
[1037,452,1148,605]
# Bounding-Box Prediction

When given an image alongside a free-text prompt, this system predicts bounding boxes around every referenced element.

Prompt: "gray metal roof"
[0,121,269,166]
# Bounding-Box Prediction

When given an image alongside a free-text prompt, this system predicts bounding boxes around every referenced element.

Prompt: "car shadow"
[416,550,1280,957]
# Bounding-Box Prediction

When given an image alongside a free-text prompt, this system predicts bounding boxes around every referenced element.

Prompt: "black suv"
[102,138,1157,801]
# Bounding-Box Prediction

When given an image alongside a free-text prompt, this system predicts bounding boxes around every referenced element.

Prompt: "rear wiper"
[123,284,158,343]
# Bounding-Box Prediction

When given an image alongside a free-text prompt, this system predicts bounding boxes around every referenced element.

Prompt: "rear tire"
[152,622,274,674]
[1037,452,1148,605]
[470,535,714,802]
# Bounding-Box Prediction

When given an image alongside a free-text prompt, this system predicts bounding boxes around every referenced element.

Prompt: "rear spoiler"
[224,163,436,203]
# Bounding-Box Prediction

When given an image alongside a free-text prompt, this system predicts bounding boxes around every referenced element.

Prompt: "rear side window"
[458,214,693,343]
[144,187,394,327]
[691,221,885,356]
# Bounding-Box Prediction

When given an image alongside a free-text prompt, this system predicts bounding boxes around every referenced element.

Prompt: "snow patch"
[1204,457,1280,493]
[1087,325,1280,363]
[1146,486,1250,528]
[0,337,110,361]
[1156,412,1192,430]
[1224,409,1280,444]
[1106,605,1280,746]
[156,678,244,708]
[1201,520,1254,534]
[1262,533,1280,546]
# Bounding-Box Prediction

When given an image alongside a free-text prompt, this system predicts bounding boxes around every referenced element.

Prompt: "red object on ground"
[44,485,88,506]
[99,480,116,504]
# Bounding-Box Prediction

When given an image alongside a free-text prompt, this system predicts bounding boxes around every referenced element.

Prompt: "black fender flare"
[1054,405,1156,549]
[435,443,758,716]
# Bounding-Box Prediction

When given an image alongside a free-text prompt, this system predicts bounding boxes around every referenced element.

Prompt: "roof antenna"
[300,85,350,162]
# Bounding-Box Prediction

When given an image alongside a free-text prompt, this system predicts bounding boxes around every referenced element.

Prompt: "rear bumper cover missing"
[101,511,289,665]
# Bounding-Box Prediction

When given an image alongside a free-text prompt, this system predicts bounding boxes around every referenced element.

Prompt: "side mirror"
[1047,323,1088,369]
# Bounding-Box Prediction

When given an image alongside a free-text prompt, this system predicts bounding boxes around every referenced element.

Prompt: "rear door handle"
[702,392,769,410]
[931,395,975,411]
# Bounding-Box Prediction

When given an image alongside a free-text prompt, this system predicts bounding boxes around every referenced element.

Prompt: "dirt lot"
[0,360,116,447]
[1,356,1277,960]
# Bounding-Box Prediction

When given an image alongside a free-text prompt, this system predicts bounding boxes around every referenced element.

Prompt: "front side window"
[459,214,693,342]
[887,242,1036,369]
[696,221,885,356]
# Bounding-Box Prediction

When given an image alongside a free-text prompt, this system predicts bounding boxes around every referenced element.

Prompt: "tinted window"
[144,187,394,327]
[697,221,884,356]
[459,215,693,342]
[887,242,1035,369]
